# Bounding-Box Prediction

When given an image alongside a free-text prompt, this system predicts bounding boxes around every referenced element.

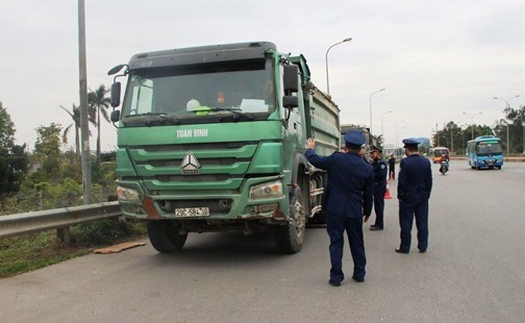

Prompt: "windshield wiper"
[207,107,255,121]
[126,112,181,125]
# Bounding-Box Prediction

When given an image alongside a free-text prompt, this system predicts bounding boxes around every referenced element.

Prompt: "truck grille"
[126,141,259,190]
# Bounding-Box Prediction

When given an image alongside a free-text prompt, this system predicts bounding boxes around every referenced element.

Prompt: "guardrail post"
[57,227,71,245]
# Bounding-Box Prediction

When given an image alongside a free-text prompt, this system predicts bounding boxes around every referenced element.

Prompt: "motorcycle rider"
[439,153,450,174]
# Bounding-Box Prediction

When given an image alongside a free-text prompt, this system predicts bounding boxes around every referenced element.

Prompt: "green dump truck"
[108,41,340,253]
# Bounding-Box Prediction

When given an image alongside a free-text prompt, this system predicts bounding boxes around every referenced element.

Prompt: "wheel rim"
[292,197,306,240]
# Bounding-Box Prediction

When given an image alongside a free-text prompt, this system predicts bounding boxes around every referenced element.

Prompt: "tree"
[0,101,28,196]
[503,105,525,153]
[0,101,15,151]
[33,123,63,182]
[433,121,494,155]
[88,84,111,157]
[60,104,96,156]
[435,122,462,152]
[60,104,81,155]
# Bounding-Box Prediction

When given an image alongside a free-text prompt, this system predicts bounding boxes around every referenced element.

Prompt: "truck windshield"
[121,59,275,125]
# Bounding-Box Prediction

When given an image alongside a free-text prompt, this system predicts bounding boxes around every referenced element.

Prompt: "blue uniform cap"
[402,138,420,148]
[371,145,382,153]
[344,130,366,146]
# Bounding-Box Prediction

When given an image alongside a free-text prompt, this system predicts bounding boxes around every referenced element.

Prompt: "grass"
[0,220,147,278]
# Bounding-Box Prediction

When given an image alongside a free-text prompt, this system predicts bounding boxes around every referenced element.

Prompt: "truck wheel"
[275,190,306,254]
[147,220,187,253]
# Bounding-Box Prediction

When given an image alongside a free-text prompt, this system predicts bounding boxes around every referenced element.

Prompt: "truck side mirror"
[111,82,121,108]
[283,96,298,109]
[283,65,299,93]
[110,110,120,123]
[282,64,299,110]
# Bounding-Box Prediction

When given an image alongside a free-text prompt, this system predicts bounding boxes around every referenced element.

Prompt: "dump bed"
[307,85,340,156]
[289,55,340,156]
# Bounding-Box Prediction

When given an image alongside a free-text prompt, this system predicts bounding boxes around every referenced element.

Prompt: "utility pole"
[369,88,386,136]
[436,123,439,146]
[78,0,92,204]
[494,95,520,155]
[450,126,454,152]
[325,38,352,95]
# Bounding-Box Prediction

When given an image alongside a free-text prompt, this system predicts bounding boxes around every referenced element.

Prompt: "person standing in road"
[305,131,374,286]
[370,146,388,231]
[395,139,433,254]
[388,153,396,180]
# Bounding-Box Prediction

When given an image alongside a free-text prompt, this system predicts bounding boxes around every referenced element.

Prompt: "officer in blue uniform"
[395,138,433,254]
[370,145,388,231]
[305,131,374,286]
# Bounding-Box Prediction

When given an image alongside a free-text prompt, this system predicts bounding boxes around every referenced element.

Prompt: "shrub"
[72,218,133,246]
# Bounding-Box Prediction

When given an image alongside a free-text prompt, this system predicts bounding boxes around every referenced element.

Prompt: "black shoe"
[352,276,365,283]
[395,248,409,254]
[328,279,341,287]
[370,226,383,231]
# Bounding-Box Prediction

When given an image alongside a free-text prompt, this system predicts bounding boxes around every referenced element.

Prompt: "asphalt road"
[1,160,524,323]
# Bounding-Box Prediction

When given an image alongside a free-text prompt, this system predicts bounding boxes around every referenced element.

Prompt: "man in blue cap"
[370,145,388,231]
[305,131,374,286]
[395,138,433,254]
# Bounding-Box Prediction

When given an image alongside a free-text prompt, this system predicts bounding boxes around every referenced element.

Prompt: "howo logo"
[180,152,201,175]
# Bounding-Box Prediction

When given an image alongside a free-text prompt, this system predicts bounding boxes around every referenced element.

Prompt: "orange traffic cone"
[384,183,392,199]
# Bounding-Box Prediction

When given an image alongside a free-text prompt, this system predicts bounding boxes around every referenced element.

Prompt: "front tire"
[275,189,306,254]
[147,220,187,253]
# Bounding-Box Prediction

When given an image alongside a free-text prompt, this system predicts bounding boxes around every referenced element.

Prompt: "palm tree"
[88,84,111,156]
[60,104,81,156]
[60,104,96,156]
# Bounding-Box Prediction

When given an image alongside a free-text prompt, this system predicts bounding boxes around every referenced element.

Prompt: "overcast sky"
[1,0,524,151]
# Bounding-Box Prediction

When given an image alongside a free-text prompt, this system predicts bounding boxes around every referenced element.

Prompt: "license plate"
[175,207,210,217]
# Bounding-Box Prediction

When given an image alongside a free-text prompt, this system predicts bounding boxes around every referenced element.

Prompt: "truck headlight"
[116,186,140,202]
[249,181,283,200]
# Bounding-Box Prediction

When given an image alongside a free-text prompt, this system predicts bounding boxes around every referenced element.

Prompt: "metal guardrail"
[0,201,122,239]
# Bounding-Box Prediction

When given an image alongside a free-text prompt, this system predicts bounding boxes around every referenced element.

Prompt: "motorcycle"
[439,158,449,175]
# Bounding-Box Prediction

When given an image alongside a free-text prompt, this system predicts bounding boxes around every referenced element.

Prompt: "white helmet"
[186,99,201,111]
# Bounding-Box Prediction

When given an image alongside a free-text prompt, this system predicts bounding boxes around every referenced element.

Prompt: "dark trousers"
[398,196,429,252]
[326,213,366,282]
[373,189,385,227]
[389,168,395,180]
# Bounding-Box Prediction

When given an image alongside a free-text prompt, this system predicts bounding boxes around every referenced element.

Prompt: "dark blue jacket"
[397,154,433,202]
[372,158,387,193]
[305,150,374,218]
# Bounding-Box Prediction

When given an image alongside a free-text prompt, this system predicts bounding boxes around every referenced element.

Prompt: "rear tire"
[147,220,187,253]
[275,189,306,254]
